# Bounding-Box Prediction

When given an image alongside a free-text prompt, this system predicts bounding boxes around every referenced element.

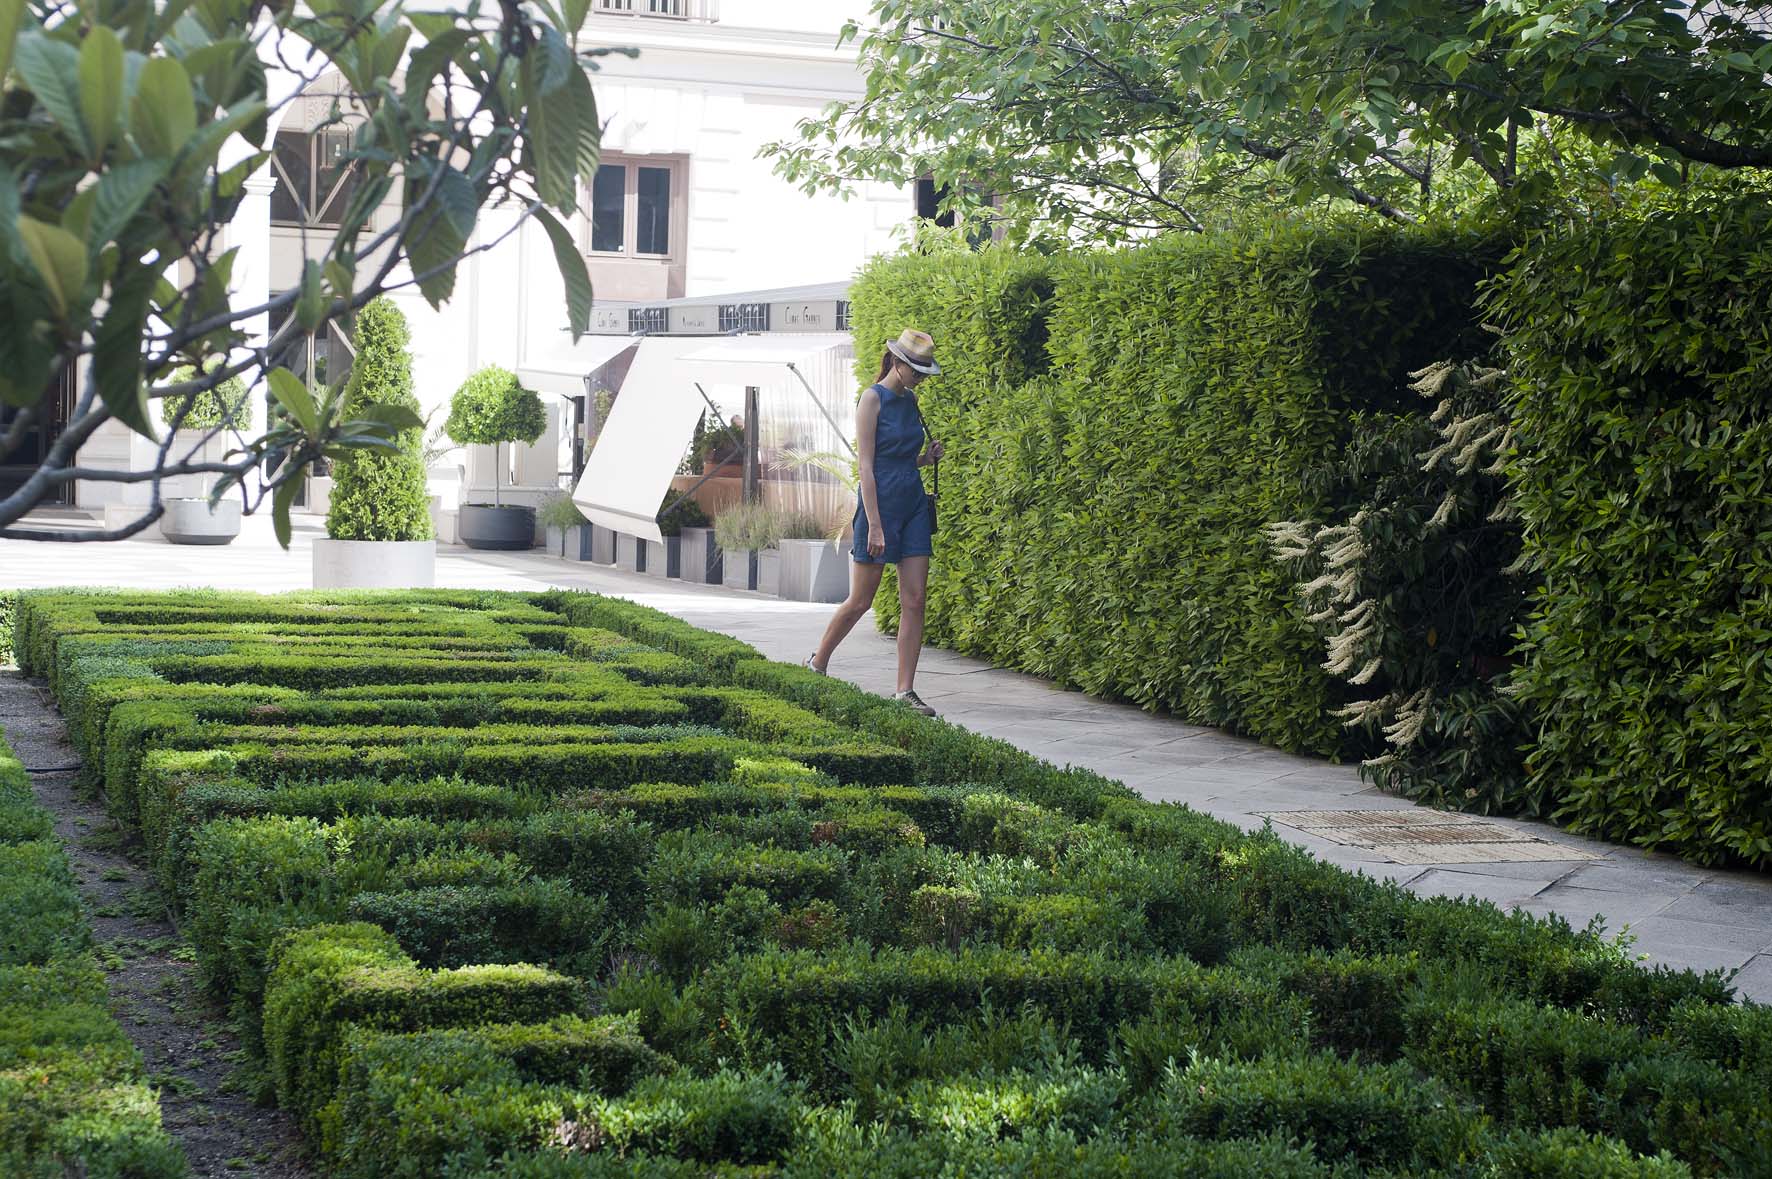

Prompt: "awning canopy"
[516,335,639,398]
[570,334,856,544]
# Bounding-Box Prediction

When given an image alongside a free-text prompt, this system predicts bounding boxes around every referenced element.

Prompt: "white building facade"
[61,0,908,525]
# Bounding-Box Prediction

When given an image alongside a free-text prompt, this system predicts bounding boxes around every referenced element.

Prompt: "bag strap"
[913,397,938,498]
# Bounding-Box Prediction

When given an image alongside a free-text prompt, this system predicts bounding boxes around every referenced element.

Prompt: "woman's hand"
[923,438,945,465]
[867,521,886,557]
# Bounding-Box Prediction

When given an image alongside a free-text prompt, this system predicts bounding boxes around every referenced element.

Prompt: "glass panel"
[313,126,360,226]
[590,165,626,252]
[636,166,671,255]
[271,130,311,223]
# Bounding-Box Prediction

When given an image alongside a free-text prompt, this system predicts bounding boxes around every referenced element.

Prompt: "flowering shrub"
[1268,361,1536,814]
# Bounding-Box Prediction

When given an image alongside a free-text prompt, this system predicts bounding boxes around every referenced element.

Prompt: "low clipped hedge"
[849,226,1501,757]
[1490,188,1772,868]
[0,732,187,1177]
[12,587,1768,1177]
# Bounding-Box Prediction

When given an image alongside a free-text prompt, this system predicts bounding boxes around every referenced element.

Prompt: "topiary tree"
[160,363,249,433]
[325,299,434,542]
[444,367,547,507]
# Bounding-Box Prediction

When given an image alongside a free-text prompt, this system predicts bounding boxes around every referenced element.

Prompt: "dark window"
[591,164,627,252]
[916,176,956,228]
[636,167,672,255]
[835,301,851,331]
[718,303,769,333]
[271,126,363,227]
[629,306,668,333]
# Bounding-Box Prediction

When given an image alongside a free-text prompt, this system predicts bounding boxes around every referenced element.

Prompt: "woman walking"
[805,329,945,715]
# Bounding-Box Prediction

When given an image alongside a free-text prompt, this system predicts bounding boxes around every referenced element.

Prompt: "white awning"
[571,334,858,545]
[517,336,639,398]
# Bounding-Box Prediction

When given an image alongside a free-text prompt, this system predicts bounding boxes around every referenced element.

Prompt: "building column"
[230,168,279,440]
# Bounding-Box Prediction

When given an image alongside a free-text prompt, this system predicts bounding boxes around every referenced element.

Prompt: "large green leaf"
[0,0,24,89]
[295,258,327,333]
[78,25,125,161]
[89,158,168,249]
[133,55,196,158]
[15,33,92,157]
[16,216,88,317]
[534,206,593,340]
[270,462,302,549]
[91,263,159,439]
[267,366,318,437]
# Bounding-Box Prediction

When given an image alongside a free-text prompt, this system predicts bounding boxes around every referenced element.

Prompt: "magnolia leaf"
[17,216,89,318]
[0,0,23,89]
[90,158,169,249]
[295,258,327,332]
[78,25,125,161]
[533,206,593,340]
[352,403,424,434]
[271,464,302,549]
[15,33,92,157]
[133,55,197,159]
[267,366,318,437]
[92,264,159,439]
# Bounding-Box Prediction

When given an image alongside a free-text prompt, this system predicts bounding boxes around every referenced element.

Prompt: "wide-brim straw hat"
[885,328,942,375]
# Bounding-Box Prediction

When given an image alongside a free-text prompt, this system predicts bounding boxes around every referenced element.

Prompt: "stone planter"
[305,475,333,518]
[159,498,241,545]
[458,503,535,551]
[643,536,682,579]
[777,539,850,603]
[720,547,780,593]
[615,533,645,573]
[546,524,593,560]
[721,547,754,591]
[313,539,436,588]
[590,524,616,565]
[678,527,722,585]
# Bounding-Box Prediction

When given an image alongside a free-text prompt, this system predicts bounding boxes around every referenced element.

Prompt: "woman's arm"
[855,387,886,556]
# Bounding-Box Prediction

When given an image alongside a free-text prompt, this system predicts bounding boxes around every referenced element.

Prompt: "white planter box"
[643,537,681,579]
[615,533,645,573]
[591,524,616,565]
[313,539,437,589]
[305,475,333,518]
[159,498,241,545]
[757,547,780,596]
[678,527,722,585]
[546,524,592,560]
[721,547,753,591]
[777,539,850,603]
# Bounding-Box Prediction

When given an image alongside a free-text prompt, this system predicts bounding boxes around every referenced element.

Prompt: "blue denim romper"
[851,383,933,565]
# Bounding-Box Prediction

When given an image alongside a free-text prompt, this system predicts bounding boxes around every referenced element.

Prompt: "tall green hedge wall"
[852,226,1499,756]
[1492,190,1772,867]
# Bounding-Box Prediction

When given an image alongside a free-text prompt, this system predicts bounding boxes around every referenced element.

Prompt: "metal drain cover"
[1256,808,1605,864]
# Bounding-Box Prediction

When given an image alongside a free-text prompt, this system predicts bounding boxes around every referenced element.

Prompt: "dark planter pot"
[459,504,536,551]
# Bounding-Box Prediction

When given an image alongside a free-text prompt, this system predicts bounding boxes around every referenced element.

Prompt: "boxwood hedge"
[10,587,1767,1177]
[0,728,187,1177]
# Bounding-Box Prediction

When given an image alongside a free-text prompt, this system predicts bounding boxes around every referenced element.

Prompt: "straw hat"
[885,328,942,375]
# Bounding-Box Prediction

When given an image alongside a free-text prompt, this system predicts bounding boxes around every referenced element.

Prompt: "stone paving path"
[4,515,1769,1000]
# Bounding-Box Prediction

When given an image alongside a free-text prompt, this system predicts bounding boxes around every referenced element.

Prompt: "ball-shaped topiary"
[161,362,250,431]
[325,297,435,542]
[444,365,546,505]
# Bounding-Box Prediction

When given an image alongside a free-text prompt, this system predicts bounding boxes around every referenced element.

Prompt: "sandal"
[804,653,826,675]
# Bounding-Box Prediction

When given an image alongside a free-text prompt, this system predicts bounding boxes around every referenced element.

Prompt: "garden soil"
[0,670,313,1179]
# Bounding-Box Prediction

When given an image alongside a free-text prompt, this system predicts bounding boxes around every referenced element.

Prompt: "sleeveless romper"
[850,383,933,565]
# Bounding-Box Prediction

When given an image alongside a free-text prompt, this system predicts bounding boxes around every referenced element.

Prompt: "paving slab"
[4,515,1771,999]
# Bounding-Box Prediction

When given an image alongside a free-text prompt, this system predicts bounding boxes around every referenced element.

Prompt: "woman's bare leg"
[894,556,930,693]
[810,559,886,671]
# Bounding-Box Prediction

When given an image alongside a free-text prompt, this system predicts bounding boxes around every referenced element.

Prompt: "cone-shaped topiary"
[325,298,435,542]
[444,366,546,507]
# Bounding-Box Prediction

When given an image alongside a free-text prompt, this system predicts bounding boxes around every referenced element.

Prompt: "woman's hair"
[875,350,895,383]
